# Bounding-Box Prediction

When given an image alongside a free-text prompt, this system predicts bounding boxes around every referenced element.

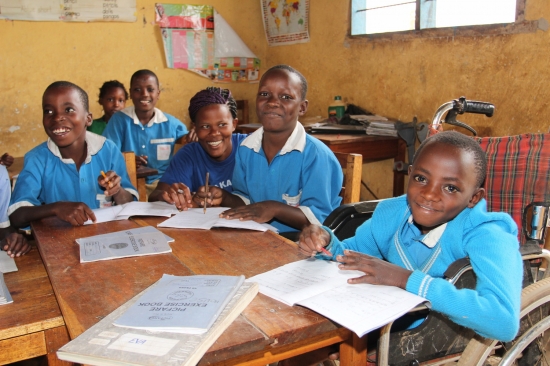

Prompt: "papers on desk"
[114,274,245,334]
[249,258,428,337]
[84,202,179,225]
[0,251,18,273]
[0,273,13,305]
[76,226,173,263]
[57,277,258,366]
[158,207,273,232]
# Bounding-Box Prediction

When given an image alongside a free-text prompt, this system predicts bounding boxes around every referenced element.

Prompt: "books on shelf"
[0,272,13,305]
[249,258,427,337]
[76,226,174,263]
[158,207,275,232]
[57,277,258,366]
[113,274,245,334]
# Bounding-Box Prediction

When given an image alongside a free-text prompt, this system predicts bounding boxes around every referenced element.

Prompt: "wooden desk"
[0,248,70,365]
[31,217,367,365]
[233,125,406,197]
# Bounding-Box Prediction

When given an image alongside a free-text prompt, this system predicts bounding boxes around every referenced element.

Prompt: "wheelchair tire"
[457,277,550,366]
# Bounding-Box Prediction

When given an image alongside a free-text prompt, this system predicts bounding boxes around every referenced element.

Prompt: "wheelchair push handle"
[457,97,495,117]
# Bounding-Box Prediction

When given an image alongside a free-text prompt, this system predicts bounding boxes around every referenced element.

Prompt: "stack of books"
[57,274,258,366]
[366,120,398,137]
[0,273,13,305]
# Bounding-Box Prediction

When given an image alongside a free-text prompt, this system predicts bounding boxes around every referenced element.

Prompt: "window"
[351,0,521,36]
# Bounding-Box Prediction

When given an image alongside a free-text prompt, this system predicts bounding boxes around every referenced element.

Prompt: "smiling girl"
[148,87,247,210]
[87,80,128,135]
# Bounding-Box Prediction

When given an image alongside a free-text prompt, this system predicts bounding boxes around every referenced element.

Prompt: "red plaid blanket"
[476,134,550,243]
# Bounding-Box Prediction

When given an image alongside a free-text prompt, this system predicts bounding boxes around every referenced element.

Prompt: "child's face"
[407,142,484,234]
[194,104,236,161]
[99,87,126,121]
[42,86,92,149]
[130,75,160,114]
[256,69,308,134]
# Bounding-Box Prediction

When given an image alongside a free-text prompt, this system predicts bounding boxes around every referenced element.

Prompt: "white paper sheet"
[158,208,268,232]
[249,259,428,337]
[0,251,18,273]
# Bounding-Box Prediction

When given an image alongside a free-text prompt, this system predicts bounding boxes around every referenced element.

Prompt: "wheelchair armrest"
[519,240,543,256]
[444,258,472,280]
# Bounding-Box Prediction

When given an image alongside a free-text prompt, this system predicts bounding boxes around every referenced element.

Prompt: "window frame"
[348,0,541,41]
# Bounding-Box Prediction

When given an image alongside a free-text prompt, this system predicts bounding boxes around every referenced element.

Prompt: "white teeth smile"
[207,141,222,147]
[52,128,70,135]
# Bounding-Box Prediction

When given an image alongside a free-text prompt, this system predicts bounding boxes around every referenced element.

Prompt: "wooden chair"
[122,151,146,202]
[333,152,362,204]
[236,100,249,126]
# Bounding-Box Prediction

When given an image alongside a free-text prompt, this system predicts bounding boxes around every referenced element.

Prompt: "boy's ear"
[85,112,93,127]
[467,187,485,208]
[299,99,309,116]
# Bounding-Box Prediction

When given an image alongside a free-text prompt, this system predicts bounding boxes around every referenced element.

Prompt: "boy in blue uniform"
[299,131,522,347]
[102,69,188,195]
[204,65,343,234]
[9,81,137,228]
[149,87,247,210]
[1,161,30,257]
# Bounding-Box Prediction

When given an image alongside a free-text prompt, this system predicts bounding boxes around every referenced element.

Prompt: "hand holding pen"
[298,224,333,257]
[99,170,121,197]
[161,183,193,211]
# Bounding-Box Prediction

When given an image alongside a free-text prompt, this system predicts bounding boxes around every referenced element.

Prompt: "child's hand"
[98,170,123,197]
[1,232,31,257]
[298,225,331,256]
[135,155,148,168]
[219,201,276,223]
[0,153,14,168]
[161,183,193,211]
[194,186,224,208]
[338,250,412,289]
[186,128,198,143]
[53,202,96,226]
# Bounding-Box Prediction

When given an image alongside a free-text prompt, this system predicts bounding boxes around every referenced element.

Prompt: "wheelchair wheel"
[458,277,550,366]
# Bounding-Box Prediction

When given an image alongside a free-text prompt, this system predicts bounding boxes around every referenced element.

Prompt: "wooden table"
[234,125,406,197]
[31,217,367,365]
[0,248,70,365]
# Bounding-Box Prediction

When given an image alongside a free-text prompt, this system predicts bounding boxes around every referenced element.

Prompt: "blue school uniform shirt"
[232,123,343,233]
[0,165,10,228]
[102,106,188,184]
[160,134,248,193]
[8,132,138,214]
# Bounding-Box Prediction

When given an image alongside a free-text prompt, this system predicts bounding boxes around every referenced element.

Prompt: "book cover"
[113,274,245,334]
[57,281,258,366]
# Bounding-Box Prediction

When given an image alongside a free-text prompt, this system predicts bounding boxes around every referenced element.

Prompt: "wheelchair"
[323,97,550,366]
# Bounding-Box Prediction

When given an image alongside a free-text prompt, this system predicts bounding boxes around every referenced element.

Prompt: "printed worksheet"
[158,207,269,232]
[249,259,428,337]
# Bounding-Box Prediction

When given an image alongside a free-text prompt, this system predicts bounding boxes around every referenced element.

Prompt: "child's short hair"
[187,87,237,123]
[263,64,308,100]
[130,69,159,86]
[414,131,487,187]
[98,80,129,102]
[44,81,89,112]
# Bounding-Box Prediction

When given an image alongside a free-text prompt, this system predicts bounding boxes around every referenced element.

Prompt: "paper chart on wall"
[260,0,310,46]
[0,0,136,22]
[155,3,260,83]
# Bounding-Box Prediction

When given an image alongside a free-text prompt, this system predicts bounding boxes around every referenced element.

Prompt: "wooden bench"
[0,247,70,365]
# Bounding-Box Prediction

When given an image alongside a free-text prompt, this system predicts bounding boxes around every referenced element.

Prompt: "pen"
[100,170,113,188]
[204,172,209,214]
[320,247,332,257]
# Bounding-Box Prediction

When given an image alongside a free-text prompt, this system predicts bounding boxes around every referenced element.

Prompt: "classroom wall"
[0,0,264,157]
[264,0,550,199]
[3,0,549,200]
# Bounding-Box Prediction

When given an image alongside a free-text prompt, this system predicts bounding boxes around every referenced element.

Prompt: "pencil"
[320,247,333,257]
[203,172,209,214]
[100,170,113,189]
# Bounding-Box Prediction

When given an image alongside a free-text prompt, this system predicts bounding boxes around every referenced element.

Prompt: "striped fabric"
[476,134,550,243]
